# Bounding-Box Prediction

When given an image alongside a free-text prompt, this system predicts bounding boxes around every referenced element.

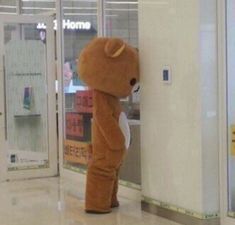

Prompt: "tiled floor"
[0,177,181,225]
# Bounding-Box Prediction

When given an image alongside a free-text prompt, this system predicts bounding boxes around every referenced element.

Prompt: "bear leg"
[111,171,119,208]
[85,165,115,213]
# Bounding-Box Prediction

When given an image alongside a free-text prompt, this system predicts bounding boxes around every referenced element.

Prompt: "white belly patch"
[119,112,130,149]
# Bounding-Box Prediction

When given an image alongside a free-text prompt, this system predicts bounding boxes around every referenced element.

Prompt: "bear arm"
[94,92,125,150]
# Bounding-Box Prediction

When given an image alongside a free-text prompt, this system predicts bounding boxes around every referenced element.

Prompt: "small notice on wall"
[64,140,89,165]
[231,125,235,156]
[23,87,33,110]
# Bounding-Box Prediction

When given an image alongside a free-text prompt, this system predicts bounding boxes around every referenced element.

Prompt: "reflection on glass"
[62,0,141,189]
[3,23,49,170]
[105,0,138,47]
[0,0,17,14]
[21,0,56,15]
[62,0,97,172]
[104,0,141,187]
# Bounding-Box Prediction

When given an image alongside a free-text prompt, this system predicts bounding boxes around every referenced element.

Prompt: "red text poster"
[66,112,92,142]
[75,90,93,113]
[66,112,84,138]
[64,140,89,165]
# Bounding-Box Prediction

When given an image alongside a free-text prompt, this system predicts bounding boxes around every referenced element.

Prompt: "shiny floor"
[0,177,181,225]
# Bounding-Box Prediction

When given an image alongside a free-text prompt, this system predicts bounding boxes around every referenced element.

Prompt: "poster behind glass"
[62,0,97,172]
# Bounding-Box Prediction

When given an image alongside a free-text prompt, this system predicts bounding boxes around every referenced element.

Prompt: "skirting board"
[141,201,220,225]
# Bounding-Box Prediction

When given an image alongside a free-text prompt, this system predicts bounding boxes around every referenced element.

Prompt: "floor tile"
[0,177,181,225]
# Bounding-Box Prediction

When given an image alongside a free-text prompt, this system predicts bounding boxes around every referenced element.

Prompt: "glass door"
[219,0,235,224]
[0,15,57,180]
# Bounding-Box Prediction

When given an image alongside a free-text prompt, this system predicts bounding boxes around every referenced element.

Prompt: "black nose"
[130,78,137,86]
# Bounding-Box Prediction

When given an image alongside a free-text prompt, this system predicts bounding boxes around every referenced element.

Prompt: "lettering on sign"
[64,140,89,165]
[65,112,92,142]
[75,90,93,113]
[66,113,84,138]
[37,19,92,31]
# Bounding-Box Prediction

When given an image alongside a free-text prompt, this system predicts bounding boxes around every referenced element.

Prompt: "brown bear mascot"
[78,37,139,214]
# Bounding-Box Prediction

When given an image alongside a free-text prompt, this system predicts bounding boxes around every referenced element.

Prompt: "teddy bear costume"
[78,38,139,213]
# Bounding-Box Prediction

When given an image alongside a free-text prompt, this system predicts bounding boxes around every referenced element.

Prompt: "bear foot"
[111,201,119,208]
[85,209,111,214]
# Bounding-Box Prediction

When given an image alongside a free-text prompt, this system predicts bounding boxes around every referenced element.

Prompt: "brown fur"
[78,38,139,213]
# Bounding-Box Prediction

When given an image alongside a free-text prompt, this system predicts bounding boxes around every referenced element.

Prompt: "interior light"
[63,7,97,10]
[105,14,118,17]
[22,7,55,10]
[21,0,55,2]
[63,0,97,2]
[106,1,138,4]
[21,0,96,2]
[105,8,137,11]
[0,5,17,9]
[64,13,97,16]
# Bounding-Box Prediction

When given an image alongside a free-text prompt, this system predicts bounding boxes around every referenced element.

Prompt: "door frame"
[218,0,235,224]
[0,14,58,181]
[0,55,6,182]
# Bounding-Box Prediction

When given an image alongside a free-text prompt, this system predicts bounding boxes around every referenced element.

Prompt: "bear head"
[78,38,139,98]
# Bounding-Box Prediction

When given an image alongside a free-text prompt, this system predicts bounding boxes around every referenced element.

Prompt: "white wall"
[139,0,219,214]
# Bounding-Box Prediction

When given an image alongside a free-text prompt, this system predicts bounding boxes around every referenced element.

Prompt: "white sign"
[37,19,92,31]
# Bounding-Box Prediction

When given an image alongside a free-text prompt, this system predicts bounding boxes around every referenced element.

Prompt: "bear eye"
[130,78,137,86]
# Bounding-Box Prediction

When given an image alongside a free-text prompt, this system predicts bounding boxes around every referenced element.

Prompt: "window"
[0,0,17,14]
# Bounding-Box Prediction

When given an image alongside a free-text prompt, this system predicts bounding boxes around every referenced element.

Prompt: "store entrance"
[0,15,57,181]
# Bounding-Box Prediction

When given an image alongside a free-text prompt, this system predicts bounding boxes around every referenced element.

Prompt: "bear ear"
[104,38,125,58]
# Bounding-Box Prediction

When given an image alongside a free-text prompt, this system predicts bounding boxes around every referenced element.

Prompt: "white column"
[139,0,219,215]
